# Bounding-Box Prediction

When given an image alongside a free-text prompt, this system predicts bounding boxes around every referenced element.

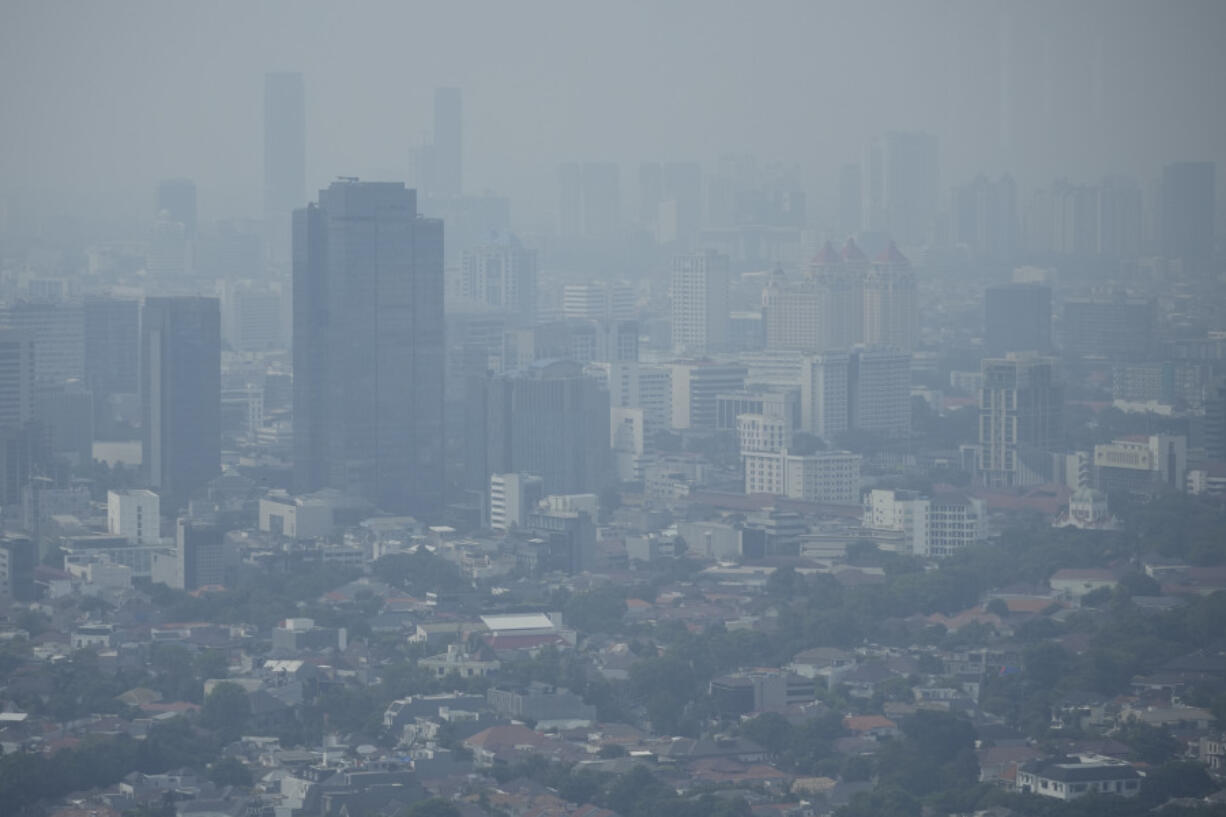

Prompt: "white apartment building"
[1093,433,1187,494]
[562,280,634,321]
[744,450,861,505]
[737,413,790,454]
[258,492,334,539]
[927,491,989,558]
[800,352,850,440]
[107,489,160,545]
[863,488,929,554]
[488,473,544,531]
[863,488,987,558]
[670,250,729,355]
[611,406,646,481]
[637,365,673,434]
[542,493,599,517]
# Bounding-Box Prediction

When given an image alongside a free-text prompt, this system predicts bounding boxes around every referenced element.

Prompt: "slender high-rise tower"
[293,181,445,516]
[670,250,729,356]
[141,297,221,508]
[0,331,39,508]
[978,354,1063,488]
[433,87,462,198]
[264,72,306,268]
[0,330,35,431]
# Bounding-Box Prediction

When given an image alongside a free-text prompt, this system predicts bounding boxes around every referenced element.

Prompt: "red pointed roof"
[874,241,910,266]
[811,241,840,266]
[841,237,867,262]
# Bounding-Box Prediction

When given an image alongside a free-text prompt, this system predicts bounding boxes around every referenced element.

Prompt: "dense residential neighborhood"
[2,487,1225,817]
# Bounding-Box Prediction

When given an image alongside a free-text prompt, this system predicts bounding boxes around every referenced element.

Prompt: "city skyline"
[2,4,1226,815]
[2,1,1224,236]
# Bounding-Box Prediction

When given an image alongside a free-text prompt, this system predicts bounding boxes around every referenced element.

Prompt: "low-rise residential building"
[709,669,815,715]
[419,644,501,679]
[1049,568,1120,600]
[487,682,596,725]
[258,491,335,539]
[1016,754,1140,800]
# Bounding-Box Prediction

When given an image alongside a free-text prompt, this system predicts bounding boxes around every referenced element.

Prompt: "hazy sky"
[3,0,1224,233]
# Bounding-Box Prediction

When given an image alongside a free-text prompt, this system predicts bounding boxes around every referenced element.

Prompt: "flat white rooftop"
[480,613,555,632]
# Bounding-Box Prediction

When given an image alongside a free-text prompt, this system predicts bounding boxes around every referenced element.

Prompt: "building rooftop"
[480,613,556,632]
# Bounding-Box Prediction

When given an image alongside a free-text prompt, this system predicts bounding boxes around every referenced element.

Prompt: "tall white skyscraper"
[670,250,730,355]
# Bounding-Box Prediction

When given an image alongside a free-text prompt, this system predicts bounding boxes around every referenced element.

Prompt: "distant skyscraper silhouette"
[293,181,445,517]
[433,87,462,198]
[639,161,701,246]
[156,179,197,241]
[1161,161,1215,271]
[838,163,862,237]
[952,174,1017,261]
[861,243,918,351]
[460,235,537,321]
[141,297,221,508]
[558,162,621,239]
[865,131,939,247]
[264,72,306,268]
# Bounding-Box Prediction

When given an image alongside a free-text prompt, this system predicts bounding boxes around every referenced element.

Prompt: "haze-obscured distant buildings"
[264,71,306,268]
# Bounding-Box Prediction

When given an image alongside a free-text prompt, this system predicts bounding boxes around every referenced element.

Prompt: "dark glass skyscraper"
[264,72,306,267]
[84,295,140,399]
[141,297,221,509]
[484,359,610,495]
[293,181,445,517]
